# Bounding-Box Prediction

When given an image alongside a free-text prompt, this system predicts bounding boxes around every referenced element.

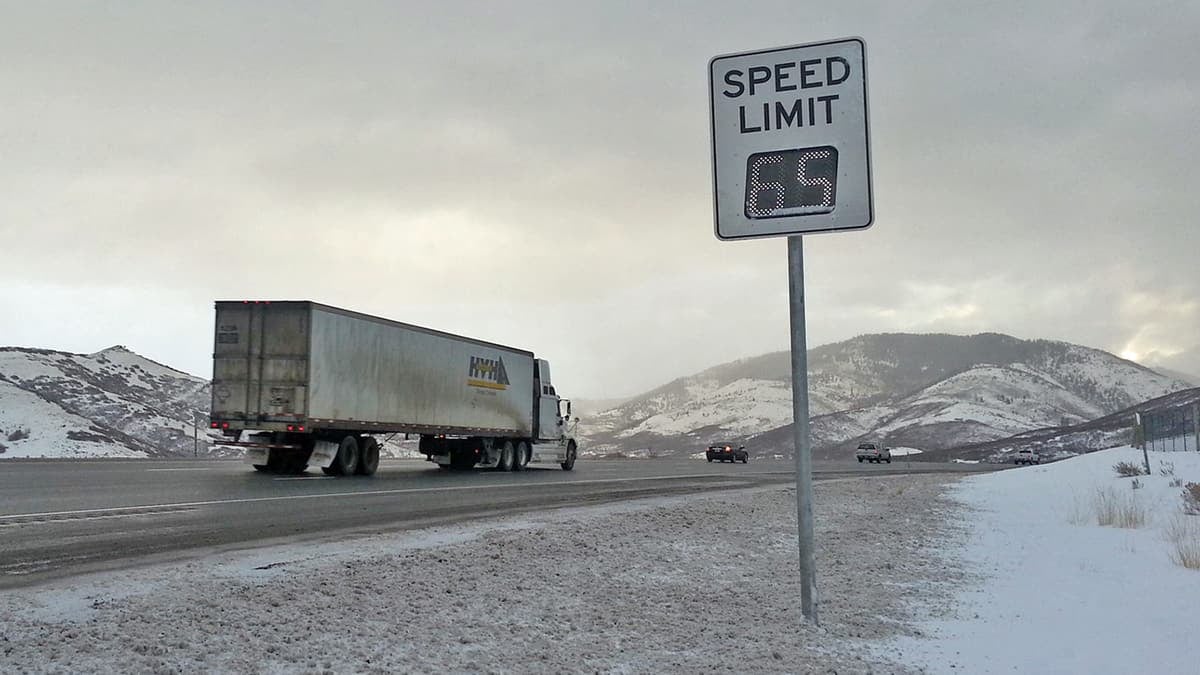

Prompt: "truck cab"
[535,359,569,442]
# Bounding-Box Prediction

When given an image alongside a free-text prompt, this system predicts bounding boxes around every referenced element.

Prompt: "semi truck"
[209,301,578,475]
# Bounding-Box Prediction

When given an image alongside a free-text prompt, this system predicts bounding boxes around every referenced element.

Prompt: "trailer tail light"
[221,422,230,429]
[287,425,294,432]
[210,422,219,429]
[298,426,305,432]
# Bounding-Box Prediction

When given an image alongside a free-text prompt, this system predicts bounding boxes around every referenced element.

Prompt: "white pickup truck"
[855,442,891,464]
[1013,448,1041,465]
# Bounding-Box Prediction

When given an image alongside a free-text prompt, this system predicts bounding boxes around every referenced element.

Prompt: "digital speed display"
[744,146,839,219]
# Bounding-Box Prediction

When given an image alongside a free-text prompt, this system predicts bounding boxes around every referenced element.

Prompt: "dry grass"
[1164,515,1200,570]
[1183,483,1200,516]
[1113,461,1147,478]
[1067,494,1091,526]
[1094,487,1147,529]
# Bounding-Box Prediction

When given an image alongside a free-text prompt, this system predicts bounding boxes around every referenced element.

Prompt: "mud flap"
[307,440,339,469]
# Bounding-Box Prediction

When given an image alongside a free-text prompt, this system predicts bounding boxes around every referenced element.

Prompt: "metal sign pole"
[787,235,818,624]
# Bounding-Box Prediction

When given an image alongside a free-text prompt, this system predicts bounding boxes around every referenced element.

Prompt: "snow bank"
[888,446,1200,674]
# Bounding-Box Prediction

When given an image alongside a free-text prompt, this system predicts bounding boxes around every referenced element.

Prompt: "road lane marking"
[146,468,215,472]
[0,472,787,522]
[0,508,200,528]
[274,476,334,481]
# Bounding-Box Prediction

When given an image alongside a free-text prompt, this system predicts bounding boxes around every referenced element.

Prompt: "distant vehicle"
[706,443,748,463]
[856,442,891,464]
[1013,448,1041,465]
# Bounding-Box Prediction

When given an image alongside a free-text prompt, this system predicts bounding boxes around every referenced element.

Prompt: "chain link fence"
[1140,403,1200,452]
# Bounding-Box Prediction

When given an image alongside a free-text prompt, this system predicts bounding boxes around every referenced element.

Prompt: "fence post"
[1193,403,1199,453]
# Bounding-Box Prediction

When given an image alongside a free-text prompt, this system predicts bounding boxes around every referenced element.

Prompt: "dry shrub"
[5,428,29,442]
[1159,461,1176,478]
[1113,461,1146,478]
[1183,483,1200,516]
[1170,477,1184,488]
[1094,487,1147,529]
[1164,516,1200,570]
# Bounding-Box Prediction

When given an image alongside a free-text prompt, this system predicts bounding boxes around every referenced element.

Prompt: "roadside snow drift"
[888,446,1200,674]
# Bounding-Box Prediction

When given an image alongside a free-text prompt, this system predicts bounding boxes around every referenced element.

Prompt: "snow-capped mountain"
[579,333,1193,459]
[0,346,212,459]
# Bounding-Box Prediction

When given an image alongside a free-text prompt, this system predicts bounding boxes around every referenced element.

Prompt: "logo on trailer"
[468,356,510,391]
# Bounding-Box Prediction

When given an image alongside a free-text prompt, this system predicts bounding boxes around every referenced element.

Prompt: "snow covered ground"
[887,446,1200,674]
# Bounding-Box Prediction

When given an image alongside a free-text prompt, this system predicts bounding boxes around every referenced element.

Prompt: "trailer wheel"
[496,441,515,472]
[252,464,269,473]
[561,441,577,471]
[356,437,380,476]
[513,441,530,471]
[324,435,360,476]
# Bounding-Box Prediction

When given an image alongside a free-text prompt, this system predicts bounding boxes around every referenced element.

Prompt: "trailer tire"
[326,435,360,476]
[561,441,577,471]
[252,464,269,473]
[496,441,515,472]
[285,455,308,475]
[357,437,380,476]
[513,441,530,471]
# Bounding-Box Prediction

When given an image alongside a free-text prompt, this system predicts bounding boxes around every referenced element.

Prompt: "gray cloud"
[2,1,1198,397]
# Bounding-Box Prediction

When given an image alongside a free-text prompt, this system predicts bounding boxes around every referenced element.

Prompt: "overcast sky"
[2,1,1198,399]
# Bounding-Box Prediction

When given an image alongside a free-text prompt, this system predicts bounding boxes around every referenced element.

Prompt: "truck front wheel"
[561,441,577,471]
[324,435,360,476]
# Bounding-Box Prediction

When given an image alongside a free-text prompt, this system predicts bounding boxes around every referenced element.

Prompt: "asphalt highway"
[0,457,995,588]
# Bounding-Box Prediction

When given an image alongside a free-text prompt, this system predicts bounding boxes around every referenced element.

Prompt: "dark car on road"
[706,443,748,463]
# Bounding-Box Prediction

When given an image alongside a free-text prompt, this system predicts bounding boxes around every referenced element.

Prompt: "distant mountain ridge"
[0,346,212,458]
[579,333,1192,459]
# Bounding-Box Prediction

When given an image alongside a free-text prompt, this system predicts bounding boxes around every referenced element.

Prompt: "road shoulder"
[3,474,967,673]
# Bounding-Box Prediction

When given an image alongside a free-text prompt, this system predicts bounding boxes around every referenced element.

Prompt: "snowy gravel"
[1,475,967,673]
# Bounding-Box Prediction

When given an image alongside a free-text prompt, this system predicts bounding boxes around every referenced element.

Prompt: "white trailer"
[210,301,578,475]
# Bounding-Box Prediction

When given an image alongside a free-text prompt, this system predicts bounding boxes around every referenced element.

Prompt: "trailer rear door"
[211,302,311,424]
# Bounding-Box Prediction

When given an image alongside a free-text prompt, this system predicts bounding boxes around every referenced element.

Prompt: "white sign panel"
[710,38,872,240]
